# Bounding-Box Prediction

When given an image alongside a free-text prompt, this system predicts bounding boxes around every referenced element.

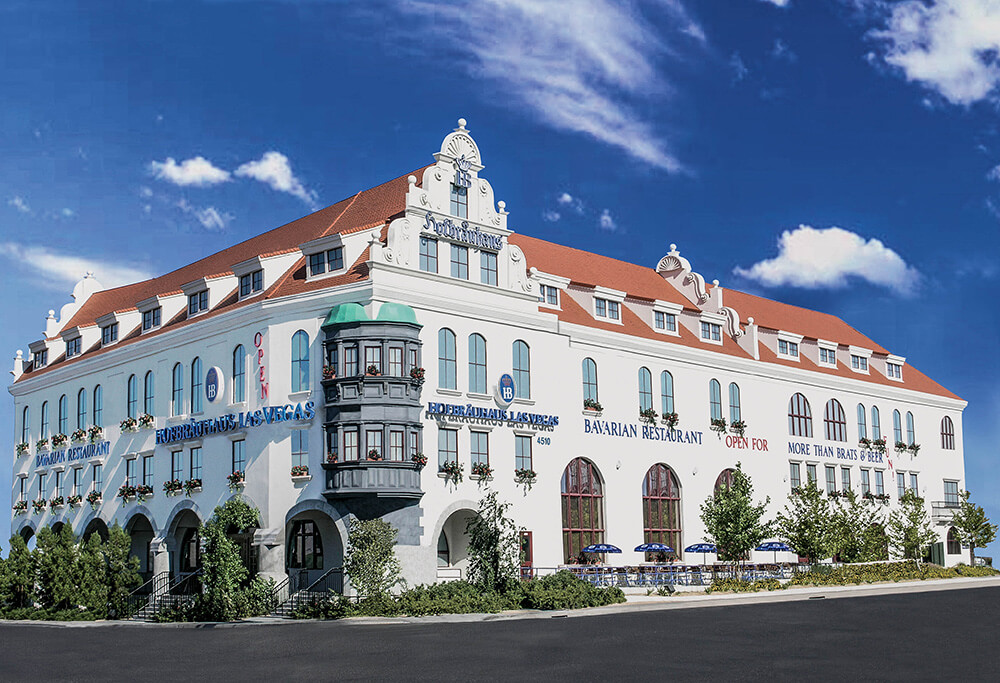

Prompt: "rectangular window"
[291,431,308,469]
[92,463,103,493]
[239,270,263,297]
[33,349,48,367]
[515,434,532,471]
[438,428,458,469]
[171,451,183,481]
[232,439,246,473]
[595,298,620,321]
[327,247,344,272]
[389,430,404,461]
[806,463,817,484]
[344,346,359,376]
[789,462,801,490]
[388,347,403,377]
[887,363,902,379]
[364,346,382,374]
[851,355,869,371]
[654,311,677,332]
[409,348,419,372]
[419,237,438,273]
[142,307,161,330]
[366,429,383,459]
[450,183,468,218]
[909,473,918,493]
[143,455,154,488]
[101,323,119,345]
[188,291,208,315]
[38,472,47,500]
[538,285,559,306]
[190,447,202,480]
[778,340,799,357]
[309,252,326,276]
[824,465,836,493]
[343,428,359,461]
[819,348,836,365]
[73,468,82,496]
[470,431,489,467]
[897,472,906,499]
[861,469,871,495]
[480,251,498,285]
[450,244,469,279]
[19,478,26,502]
[944,480,960,506]
[875,470,885,496]
[55,470,64,498]
[841,467,851,492]
[700,321,722,341]
[66,337,81,358]
[126,458,136,487]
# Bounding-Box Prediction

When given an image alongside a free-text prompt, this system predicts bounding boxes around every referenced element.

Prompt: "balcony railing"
[323,460,423,500]
[931,500,960,521]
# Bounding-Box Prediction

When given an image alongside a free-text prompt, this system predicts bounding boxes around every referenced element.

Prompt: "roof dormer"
[529,269,570,310]
[592,286,626,325]
[138,292,185,334]
[95,309,141,348]
[651,300,683,336]
[776,330,804,361]
[181,272,237,319]
[849,345,873,375]
[884,354,905,382]
[61,324,98,361]
[233,250,300,299]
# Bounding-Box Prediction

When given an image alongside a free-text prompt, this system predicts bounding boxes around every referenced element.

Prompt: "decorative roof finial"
[457,118,467,131]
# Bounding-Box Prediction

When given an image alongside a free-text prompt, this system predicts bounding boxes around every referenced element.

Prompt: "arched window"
[437,531,450,567]
[788,393,812,437]
[947,527,961,555]
[638,367,653,411]
[642,464,681,559]
[233,345,246,403]
[93,385,103,428]
[561,458,604,562]
[824,399,847,442]
[143,371,155,415]
[660,371,675,416]
[287,520,324,570]
[468,333,487,394]
[582,358,599,404]
[709,379,722,421]
[941,416,955,450]
[21,406,29,445]
[871,406,881,440]
[892,410,903,444]
[58,394,67,434]
[291,330,310,392]
[512,340,530,399]
[40,400,49,437]
[714,468,736,495]
[728,383,741,423]
[172,363,184,416]
[905,411,915,445]
[127,375,137,419]
[857,404,867,440]
[77,388,87,430]
[438,328,457,390]
[191,357,203,414]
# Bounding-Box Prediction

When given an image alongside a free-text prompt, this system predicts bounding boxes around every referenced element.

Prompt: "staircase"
[127,570,202,621]
[271,567,345,618]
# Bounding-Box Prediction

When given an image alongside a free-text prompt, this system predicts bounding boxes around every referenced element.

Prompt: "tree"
[4,534,37,609]
[77,532,109,616]
[887,490,937,560]
[950,490,998,566]
[197,497,261,621]
[104,523,141,618]
[465,491,522,594]
[35,525,80,610]
[829,491,887,563]
[776,479,832,563]
[699,463,773,562]
[344,517,401,600]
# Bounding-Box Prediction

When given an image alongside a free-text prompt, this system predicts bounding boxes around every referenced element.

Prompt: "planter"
[291,474,312,482]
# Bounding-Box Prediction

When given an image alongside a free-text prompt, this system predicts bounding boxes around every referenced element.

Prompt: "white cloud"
[988,165,1000,181]
[556,192,585,214]
[542,210,561,222]
[758,0,791,6]
[771,39,797,62]
[235,151,319,209]
[733,225,920,295]
[177,199,233,231]
[60,208,74,218]
[8,196,31,214]
[598,209,618,232]
[149,156,231,187]
[0,242,153,290]
[399,0,705,172]
[730,52,749,82]
[868,0,1000,105]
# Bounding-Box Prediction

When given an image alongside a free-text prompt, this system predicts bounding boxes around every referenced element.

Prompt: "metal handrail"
[276,566,345,616]
[126,571,170,618]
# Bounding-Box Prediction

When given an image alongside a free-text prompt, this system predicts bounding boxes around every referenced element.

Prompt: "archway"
[125,512,156,581]
[436,508,479,580]
[642,464,681,561]
[286,510,344,592]
[19,524,36,550]
[51,521,66,536]
[168,509,202,575]
[83,517,109,543]
[561,458,605,564]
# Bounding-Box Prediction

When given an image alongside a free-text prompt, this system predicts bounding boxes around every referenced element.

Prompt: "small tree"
[466,491,522,594]
[344,517,401,600]
[887,490,937,560]
[699,463,773,562]
[4,534,37,609]
[77,532,109,616]
[104,523,141,618]
[197,497,261,621]
[776,479,831,563]
[950,490,998,567]
[830,491,887,563]
[35,524,80,611]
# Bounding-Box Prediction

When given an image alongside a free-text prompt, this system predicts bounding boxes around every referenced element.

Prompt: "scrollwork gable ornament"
[657,243,711,305]
[718,306,744,339]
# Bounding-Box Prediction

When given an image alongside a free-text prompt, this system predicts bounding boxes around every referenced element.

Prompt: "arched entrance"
[436,508,478,580]
[169,509,202,575]
[83,517,109,543]
[19,524,36,550]
[125,513,156,582]
[286,511,344,591]
[561,458,605,564]
[51,521,66,536]
[642,464,681,561]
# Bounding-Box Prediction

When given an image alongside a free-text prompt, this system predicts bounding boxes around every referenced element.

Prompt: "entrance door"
[929,542,945,566]
[520,531,533,580]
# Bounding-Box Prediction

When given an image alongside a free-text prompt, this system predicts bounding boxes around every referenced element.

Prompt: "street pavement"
[1,583,998,681]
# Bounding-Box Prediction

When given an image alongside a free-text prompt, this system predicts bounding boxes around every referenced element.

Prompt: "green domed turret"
[322,302,370,327]
[375,302,420,326]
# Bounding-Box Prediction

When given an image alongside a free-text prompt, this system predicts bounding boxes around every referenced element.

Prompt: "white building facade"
[9,121,968,590]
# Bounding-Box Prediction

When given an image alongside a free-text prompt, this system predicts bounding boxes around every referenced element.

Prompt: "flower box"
[907,443,921,456]
[858,437,872,450]
[710,418,728,434]
[871,438,887,455]
[163,479,184,496]
[51,433,68,448]
[325,453,339,464]
[86,491,103,509]
[32,499,47,514]
[184,479,202,496]
[71,429,87,444]
[35,438,49,452]
[729,420,747,438]
[411,452,427,468]
[409,366,425,385]
[291,465,310,479]
[514,468,537,490]
[638,408,658,426]
[16,442,30,456]
[12,500,27,515]
[583,399,603,412]
[322,365,337,380]
[661,412,680,430]
[366,449,383,462]
[366,364,381,376]
[227,471,246,490]
[894,441,908,454]
[138,413,155,429]
[49,496,65,509]
[136,485,154,501]
[117,484,137,501]
[67,495,83,508]
[120,417,138,433]
[439,460,463,483]
[88,426,105,443]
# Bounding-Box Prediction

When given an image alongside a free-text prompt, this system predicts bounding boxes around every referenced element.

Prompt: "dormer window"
[188,290,208,316]
[819,347,837,366]
[308,247,344,276]
[33,349,48,367]
[239,270,263,297]
[595,298,620,321]
[700,321,721,342]
[65,337,82,359]
[142,307,161,331]
[101,323,119,345]
[851,355,868,371]
[450,183,468,218]
[887,362,903,380]
[539,285,559,306]
[654,311,677,332]
[778,339,798,357]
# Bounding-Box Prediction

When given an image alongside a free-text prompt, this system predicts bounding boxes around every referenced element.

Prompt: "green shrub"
[519,570,625,610]
[788,560,1000,587]
[396,581,518,616]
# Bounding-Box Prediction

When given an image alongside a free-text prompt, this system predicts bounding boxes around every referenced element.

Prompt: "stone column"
[149,537,171,597]
[254,528,286,584]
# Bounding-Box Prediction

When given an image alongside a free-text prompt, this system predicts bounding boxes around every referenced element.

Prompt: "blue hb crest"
[206,367,223,403]
[454,154,472,188]
[497,373,516,406]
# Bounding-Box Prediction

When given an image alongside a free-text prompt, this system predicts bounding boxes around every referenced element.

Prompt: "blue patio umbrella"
[684,543,718,564]
[756,541,794,563]
[634,542,675,554]
[582,543,622,554]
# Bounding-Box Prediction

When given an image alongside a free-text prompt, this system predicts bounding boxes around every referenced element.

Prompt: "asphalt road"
[1,586,997,682]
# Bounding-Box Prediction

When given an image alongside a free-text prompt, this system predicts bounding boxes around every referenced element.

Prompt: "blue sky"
[3,0,1000,553]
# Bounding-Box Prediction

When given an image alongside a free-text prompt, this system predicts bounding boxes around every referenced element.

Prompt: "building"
[8,120,968,591]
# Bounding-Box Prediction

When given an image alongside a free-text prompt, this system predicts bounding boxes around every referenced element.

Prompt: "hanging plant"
[440,460,463,483]
[907,443,921,456]
[117,484,137,500]
[184,478,202,496]
[411,452,427,468]
[32,499,47,514]
[86,490,102,509]
[471,462,493,478]
[515,468,537,489]
[366,364,381,376]
[163,479,184,496]
[366,449,383,462]
[638,407,658,426]
[51,433,68,448]
[710,418,728,435]
[729,420,747,438]
[583,398,603,412]
[136,484,154,501]
[227,471,246,490]
[322,364,337,380]
[15,442,29,456]
[88,425,104,443]
[12,500,27,515]
[661,412,680,430]
[138,413,155,429]
[409,366,425,385]
[120,416,138,433]
[291,465,310,477]
[71,428,87,444]
[35,438,49,452]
